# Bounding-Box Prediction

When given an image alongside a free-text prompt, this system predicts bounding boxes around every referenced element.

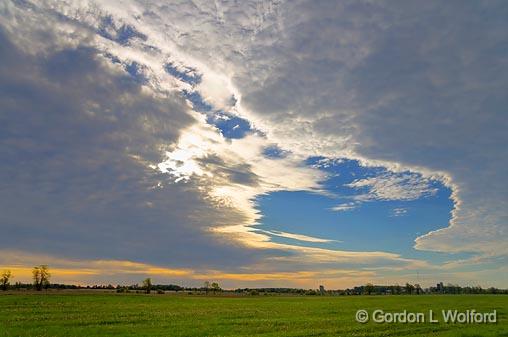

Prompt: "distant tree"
[142,278,152,294]
[364,283,375,295]
[405,283,414,295]
[32,265,50,291]
[414,284,422,295]
[488,287,498,294]
[1,270,12,291]
[211,282,221,294]
[204,281,210,294]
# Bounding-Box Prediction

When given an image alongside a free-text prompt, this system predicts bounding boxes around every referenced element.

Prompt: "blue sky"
[0,0,507,288]
[254,160,468,263]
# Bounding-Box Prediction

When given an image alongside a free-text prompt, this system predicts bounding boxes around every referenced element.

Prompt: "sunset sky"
[0,0,507,289]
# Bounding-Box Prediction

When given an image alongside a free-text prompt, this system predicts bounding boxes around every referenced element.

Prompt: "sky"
[0,0,507,289]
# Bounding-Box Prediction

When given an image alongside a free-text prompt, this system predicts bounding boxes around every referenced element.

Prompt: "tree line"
[116,279,222,294]
[1,268,506,295]
[0,269,224,295]
[343,283,507,295]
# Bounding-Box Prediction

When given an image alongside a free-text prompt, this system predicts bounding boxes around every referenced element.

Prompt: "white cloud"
[392,208,408,217]
[256,229,341,243]
[347,172,438,202]
[330,202,357,212]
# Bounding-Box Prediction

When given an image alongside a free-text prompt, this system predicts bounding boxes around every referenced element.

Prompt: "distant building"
[437,282,444,292]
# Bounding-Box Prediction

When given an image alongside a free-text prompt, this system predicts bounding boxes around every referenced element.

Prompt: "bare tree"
[204,281,210,294]
[364,283,375,295]
[211,282,221,294]
[33,265,50,291]
[142,278,152,294]
[1,270,12,291]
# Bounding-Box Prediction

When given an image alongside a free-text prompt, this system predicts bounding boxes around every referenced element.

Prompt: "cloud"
[1,1,414,282]
[140,0,505,258]
[255,229,340,243]
[0,20,262,270]
[0,249,386,288]
[391,208,408,217]
[330,202,357,212]
[347,172,438,202]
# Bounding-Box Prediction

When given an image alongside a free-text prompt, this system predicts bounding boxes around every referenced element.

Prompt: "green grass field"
[0,293,506,337]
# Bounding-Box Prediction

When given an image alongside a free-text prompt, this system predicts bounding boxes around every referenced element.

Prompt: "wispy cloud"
[347,172,438,202]
[256,229,341,243]
[330,202,358,212]
[391,208,408,217]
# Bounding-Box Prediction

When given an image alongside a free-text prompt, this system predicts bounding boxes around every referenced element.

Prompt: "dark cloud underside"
[0,27,261,268]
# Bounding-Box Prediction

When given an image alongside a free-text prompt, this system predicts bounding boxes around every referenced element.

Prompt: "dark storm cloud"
[0,27,263,268]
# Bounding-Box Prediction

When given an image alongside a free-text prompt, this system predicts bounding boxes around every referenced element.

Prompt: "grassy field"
[0,293,506,337]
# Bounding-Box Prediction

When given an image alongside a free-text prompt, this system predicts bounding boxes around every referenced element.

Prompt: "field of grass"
[0,293,506,336]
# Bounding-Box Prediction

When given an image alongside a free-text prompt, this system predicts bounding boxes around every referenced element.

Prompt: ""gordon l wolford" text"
[369,309,497,324]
